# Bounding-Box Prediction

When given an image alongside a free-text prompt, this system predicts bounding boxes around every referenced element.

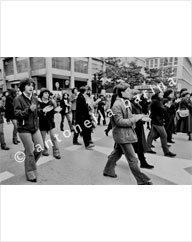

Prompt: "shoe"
[1,146,10,150]
[104,129,109,136]
[168,140,175,143]
[89,141,94,144]
[140,181,153,185]
[167,144,171,147]
[146,149,156,154]
[165,152,176,157]
[13,141,18,145]
[54,154,61,159]
[103,172,117,178]
[86,144,95,149]
[42,152,49,156]
[140,163,154,169]
[27,178,37,183]
[17,140,20,143]
[73,142,82,145]
[60,128,64,131]
[151,144,155,148]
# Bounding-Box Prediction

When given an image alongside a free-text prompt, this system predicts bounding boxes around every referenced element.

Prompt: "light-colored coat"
[111,97,138,144]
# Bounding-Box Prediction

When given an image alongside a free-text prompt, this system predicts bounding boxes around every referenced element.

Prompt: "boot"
[188,133,192,141]
[140,162,154,169]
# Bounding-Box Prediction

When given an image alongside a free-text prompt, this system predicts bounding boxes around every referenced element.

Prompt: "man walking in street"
[146,88,176,157]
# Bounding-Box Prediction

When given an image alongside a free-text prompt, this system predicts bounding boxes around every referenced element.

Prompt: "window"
[75,59,88,74]
[52,58,70,71]
[164,58,168,66]
[160,58,164,67]
[4,58,14,75]
[16,58,28,73]
[169,57,173,65]
[154,59,158,67]
[150,59,153,68]
[174,57,178,65]
[31,57,45,70]
[146,60,149,68]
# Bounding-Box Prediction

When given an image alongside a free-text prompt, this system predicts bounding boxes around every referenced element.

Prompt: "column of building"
[70,57,75,89]
[13,57,18,81]
[45,57,53,90]
[1,59,7,91]
[87,57,92,87]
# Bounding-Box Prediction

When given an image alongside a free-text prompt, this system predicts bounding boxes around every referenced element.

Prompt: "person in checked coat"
[103,82,152,185]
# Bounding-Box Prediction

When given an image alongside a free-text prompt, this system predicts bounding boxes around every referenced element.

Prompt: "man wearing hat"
[146,88,176,157]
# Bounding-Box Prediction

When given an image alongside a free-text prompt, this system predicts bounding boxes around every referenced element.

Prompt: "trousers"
[19,130,43,180]
[147,124,170,154]
[104,143,150,184]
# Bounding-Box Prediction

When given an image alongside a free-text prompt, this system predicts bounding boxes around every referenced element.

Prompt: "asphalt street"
[0,114,192,185]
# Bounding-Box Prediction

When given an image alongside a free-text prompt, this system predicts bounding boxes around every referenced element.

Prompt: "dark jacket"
[5,95,16,120]
[76,93,91,129]
[98,100,105,111]
[13,94,39,133]
[131,101,148,152]
[110,94,117,108]
[150,94,166,126]
[38,100,56,131]
[140,97,150,115]
[60,98,71,114]
[0,106,5,124]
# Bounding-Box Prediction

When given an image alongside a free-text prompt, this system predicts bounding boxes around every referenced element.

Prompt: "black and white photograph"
[0,57,192,185]
[0,1,191,242]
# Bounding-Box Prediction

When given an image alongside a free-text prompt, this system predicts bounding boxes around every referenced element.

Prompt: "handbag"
[177,102,189,118]
[177,109,189,118]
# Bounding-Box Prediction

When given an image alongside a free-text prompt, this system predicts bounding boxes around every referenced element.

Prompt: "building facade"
[145,57,192,91]
[0,57,104,93]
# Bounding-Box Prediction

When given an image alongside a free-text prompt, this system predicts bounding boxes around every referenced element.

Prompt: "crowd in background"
[0,78,192,183]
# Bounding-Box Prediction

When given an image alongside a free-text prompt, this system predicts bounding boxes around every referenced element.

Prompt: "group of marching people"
[0,78,105,182]
[0,77,192,184]
[103,83,192,184]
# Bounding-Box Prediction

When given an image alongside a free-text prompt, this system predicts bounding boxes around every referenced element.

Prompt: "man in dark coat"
[5,88,20,144]
[163,89,176,143]
[75,86,93,149]
[131,96,154,169]
[104,87,117,136]
[146,88,176,157]
[0,98,10,150]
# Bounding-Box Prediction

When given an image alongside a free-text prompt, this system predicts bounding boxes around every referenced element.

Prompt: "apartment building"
[145,57,192,91]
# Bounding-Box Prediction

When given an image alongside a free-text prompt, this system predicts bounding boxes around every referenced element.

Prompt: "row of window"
[3,58,92,75]
[146,57,178,69]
